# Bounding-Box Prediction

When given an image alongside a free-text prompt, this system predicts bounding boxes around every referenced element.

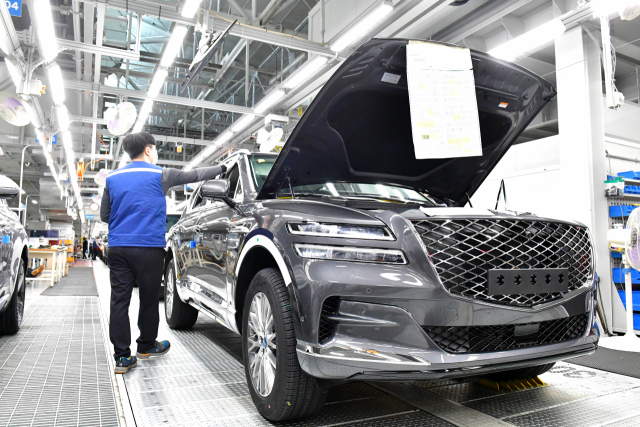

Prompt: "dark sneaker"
[136,340,170,359]
[114,356,137,374]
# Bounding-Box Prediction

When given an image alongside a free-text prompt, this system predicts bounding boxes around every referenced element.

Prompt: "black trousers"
[108,246,165,359]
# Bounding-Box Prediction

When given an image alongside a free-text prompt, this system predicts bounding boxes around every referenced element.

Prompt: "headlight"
[287,222,394,240]
[293,244,407,264]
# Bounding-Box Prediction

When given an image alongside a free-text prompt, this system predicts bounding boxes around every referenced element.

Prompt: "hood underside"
[258,39,556,205]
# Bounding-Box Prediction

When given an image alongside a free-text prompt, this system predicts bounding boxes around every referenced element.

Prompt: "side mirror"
[201,179,235,208]
[0,186,19,199]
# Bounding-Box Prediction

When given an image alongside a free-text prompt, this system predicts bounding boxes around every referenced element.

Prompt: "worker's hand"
[220,164,227,174]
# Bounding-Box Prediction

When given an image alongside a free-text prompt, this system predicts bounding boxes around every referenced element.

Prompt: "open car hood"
[257,39,556,205]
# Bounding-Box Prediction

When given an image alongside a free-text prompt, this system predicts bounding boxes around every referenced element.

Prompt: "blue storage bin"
[611,251,622,258]
[618,171,640,179]
[612,267,640,284]
[618,290,640,312]
[609,205,635,217]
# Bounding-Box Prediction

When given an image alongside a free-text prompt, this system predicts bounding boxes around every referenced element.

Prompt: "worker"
[88,238,94,259]
[100,132,226,374]
[92,239,99,260]
[82,237,88,259]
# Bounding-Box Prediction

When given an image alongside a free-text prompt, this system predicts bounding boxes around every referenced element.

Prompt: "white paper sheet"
[406,41,482,159]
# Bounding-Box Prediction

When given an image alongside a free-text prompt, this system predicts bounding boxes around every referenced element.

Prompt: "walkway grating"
[0,296,118,427]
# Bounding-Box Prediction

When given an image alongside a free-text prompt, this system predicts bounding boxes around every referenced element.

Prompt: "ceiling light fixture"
[181,0,202,18]
[31,0,59,61]
[590,0,640,16]
[147,69,168,98]
[254,89,285,114]
[230,114,256,133]
[215,131,233,146]
[4,57,23,90]
[46,62,65,104]
[488,18,566,61]
[56,105,70,131]
[161,26,189,67]
[330,1,393,52]
[282,56,328,90]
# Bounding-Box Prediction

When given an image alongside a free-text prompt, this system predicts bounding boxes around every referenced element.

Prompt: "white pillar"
[555,26,611,329]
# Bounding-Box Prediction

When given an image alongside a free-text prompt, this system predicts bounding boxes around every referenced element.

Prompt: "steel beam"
[58,78,256,115]
[77,0,341,58]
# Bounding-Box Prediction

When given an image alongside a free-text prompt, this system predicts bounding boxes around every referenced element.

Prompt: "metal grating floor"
[0,295,119,427]
[91,261,640,427]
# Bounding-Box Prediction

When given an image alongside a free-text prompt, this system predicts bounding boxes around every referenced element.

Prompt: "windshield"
[282,182,436,205]
[249,154,435,205]
[249,154,277,191]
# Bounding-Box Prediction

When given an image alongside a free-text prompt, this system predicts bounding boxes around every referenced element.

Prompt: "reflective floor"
[44,261,640,427]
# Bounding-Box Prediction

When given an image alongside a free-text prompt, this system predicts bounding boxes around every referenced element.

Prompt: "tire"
[164,261,198,329]
[0,259,26,335]
[484,362,556,381]
[242,268,328,422]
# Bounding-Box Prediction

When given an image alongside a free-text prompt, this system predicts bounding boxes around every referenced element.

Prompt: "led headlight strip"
[287,222,394,241]
[294,244,406,265]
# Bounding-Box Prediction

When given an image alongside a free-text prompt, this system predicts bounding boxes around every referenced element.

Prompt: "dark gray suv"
[164,39,598,421]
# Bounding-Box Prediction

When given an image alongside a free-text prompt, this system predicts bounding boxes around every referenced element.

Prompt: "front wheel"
[242,268,327,421]
[0,259,25,335]
[164,261,198,329]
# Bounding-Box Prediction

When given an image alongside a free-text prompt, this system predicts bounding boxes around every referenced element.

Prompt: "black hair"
[123,132,156,159]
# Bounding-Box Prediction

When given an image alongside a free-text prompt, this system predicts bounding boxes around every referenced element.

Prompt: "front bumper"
[297,338,597,381]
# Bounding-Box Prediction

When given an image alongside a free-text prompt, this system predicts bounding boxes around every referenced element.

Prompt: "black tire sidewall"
[242,270,289,419]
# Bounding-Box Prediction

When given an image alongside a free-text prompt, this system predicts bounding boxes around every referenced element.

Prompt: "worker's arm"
[161,164,227,195]
[100,187,111,223]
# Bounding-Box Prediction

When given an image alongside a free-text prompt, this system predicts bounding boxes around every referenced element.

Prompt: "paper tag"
[381,72,401,84]
[406,41,482,160]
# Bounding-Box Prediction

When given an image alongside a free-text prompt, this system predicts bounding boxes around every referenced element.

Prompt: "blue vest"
[106,162,166,247]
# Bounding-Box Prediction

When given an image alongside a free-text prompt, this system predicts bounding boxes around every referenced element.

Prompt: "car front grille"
[411,218,593,306]
[423,313,590,354]
[318,296,340,344]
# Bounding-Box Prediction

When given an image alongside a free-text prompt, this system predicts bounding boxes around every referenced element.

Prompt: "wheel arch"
[234,231,300,336]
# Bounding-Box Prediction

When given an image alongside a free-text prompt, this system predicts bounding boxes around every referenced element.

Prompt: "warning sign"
[406,41,482,159]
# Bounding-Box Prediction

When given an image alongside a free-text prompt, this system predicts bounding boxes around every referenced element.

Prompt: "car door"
[193,162,242,320]
[175,185,211,285]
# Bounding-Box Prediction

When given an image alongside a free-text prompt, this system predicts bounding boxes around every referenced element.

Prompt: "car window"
[226,165,240,197]
[248,154,276,191]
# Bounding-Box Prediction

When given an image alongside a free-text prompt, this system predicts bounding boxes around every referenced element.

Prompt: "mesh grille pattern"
[412,219,593,306]
[318,296,340,344]
[423,313,589,354]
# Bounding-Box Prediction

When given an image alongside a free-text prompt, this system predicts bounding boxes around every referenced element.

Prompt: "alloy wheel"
[247,292,277,397]
[165,267,174,319]
[16,264,24,327]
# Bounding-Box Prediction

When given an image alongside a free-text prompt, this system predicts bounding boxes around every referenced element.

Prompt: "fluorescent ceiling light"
[32,0,59,61]
[46,63,65,104]
[62,130,72,148]
[591,0,639,16]
[202,145,216,156]
[32,199,38,205]
[56,105,70,131]
[4,57,23,90]
[230,114,256,133]
[147,69,168,98]
[132,121,144,133]
[330,1,393,52]
[138,99,154,124]
[254,89,285,114]
[216,132,233,145]
[161,26,188,67]
[282,56,328,89]
[488,19,566,61]
[181,0,202,18]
